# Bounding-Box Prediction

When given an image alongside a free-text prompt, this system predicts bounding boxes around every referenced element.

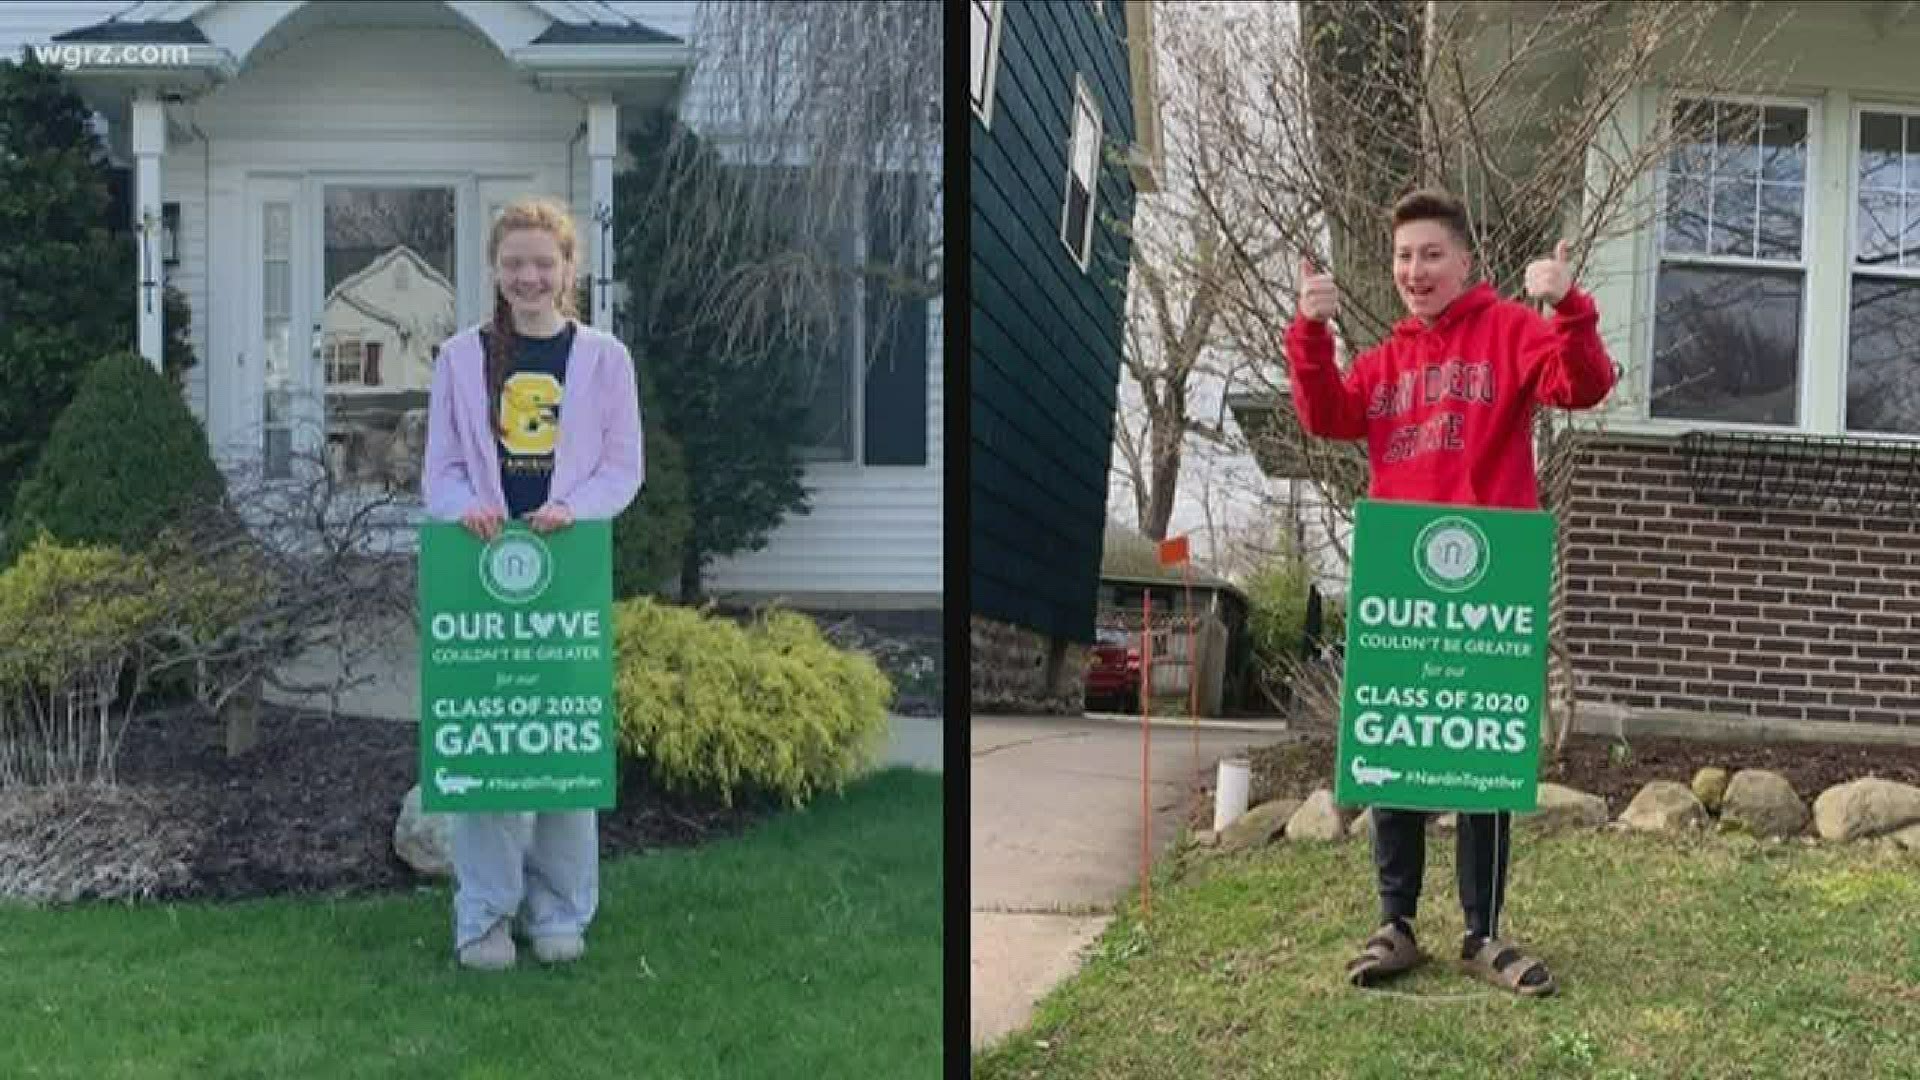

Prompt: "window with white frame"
[969,0,1003,124]
[1061,75,1102,270]
[1652,97,1810,426]
[1847,108,1920,436]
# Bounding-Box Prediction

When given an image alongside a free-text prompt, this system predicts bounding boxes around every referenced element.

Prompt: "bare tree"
[0,436,415,784]
[623,0,942,375]
[1111,1,1287,545]
[1177,0,1791,755]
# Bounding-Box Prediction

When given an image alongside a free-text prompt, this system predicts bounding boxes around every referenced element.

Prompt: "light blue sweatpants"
[452,810,599,950]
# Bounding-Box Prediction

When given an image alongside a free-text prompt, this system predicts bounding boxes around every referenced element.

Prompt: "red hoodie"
[1282,281,1615,510]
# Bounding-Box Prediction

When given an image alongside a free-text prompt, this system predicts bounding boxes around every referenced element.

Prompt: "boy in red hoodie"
[1286,188,1615,996]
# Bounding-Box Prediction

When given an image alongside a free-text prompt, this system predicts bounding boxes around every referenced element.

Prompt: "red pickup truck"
[1083,627,1141,713]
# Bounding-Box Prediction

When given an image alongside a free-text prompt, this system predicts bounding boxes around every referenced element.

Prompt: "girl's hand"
[460,503,506,541]
[526,501,574,534]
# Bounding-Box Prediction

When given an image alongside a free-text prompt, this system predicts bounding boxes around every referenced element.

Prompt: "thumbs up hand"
[1524,239,1574,306]
[1298,257,1339,323]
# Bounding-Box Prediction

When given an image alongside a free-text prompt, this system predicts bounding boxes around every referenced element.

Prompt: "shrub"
[612,361,692,599]
[1,351,224,567]
[0,537,162,787]
[611,598,893,806]
[0,57,137,520]
[1246,547,1318,664]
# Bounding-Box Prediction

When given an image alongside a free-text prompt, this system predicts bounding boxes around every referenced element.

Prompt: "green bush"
[2,351,224,567]
[1246,547,1317,665]
[0,57,137,520]
[612,360,692,599]
[0,536,159,688]
[611,598,893,806]
[0,537,164,786]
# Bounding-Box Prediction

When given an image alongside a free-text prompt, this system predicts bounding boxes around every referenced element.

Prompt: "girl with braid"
[423,195,644,970]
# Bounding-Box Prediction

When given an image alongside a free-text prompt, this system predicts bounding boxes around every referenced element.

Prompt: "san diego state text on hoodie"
[1282,281,1616,510]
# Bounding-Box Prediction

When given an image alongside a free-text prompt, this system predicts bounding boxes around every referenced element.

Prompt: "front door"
[238,177,461,505]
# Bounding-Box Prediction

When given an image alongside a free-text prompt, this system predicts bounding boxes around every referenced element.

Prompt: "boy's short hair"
[1391,188,1471,247]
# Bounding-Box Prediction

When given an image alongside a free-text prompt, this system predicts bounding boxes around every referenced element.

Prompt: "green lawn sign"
[1335,500,1552,813]
[418,521,617,812]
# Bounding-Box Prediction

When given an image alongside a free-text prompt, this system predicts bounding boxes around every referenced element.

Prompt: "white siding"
[165,142,211,422]
[701,295,943,603]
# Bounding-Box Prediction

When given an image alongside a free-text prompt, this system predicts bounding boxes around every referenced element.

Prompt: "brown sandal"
[1459,936,1556,997]
[1345,921,1426,987]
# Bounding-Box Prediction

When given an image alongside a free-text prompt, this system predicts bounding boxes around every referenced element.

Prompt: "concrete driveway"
[970,714,1286,1050]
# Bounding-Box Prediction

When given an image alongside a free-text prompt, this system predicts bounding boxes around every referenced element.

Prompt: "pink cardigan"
[422,320,645,523]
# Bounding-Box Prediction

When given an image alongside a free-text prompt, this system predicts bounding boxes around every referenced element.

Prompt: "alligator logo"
[1350,757,1402,787]
[435,766,484,797]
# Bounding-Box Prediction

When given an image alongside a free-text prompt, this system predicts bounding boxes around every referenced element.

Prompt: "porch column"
[131,89,166,369]
[587,96,618,331]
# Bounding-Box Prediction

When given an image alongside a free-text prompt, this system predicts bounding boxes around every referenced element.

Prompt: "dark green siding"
[970,0,1142,644]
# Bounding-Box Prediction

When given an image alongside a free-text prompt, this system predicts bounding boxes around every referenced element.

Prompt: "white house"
[0,0,941,609]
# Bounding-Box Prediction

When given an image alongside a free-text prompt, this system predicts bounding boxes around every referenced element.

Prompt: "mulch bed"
[0,709,768,905]
[1196,729,1920,828]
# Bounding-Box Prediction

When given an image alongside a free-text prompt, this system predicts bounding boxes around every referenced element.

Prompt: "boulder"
[1285,789,1351,841]
[1720,770,1808,838]
[394,785,454,876]
[1888,823,1920,856]
[1811,778,1920,842]
[1517,783,1607,832]
[1219,798,1301,853]
[1691,767,1730,814]
[1618,781,1708,833]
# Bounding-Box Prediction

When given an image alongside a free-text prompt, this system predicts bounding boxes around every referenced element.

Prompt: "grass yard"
[0,769,943,1080]
[974,827,1920,1080]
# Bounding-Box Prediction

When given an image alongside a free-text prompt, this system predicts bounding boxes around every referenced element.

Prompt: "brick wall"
[1562,435,1920,728]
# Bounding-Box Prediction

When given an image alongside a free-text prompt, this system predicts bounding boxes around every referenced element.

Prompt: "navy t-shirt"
[484,321,576,518]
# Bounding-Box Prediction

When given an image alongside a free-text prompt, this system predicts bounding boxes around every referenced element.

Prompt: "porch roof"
[48,1,691,105]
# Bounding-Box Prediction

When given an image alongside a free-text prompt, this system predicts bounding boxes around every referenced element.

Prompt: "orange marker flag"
[1157,535,1190,567]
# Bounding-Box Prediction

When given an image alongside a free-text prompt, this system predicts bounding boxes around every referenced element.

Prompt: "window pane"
[1756,182,1802,259]
[1847,276,1920,435]
[1906,117,1920,192]
[969,2,991,108]
[320,185,456,498]
[1709,178,1754,257]
[1859,189,1900,267]
[1668,98,1713,176]
[1072,99,1099,183]
[1064,179,1090,262]
[1904,193,1920,267]
[1861,112,1904,190]
[1663,175,1707,254]
[1652,266,1801,425]
[1714,102,1760,180]
[1759,105,1807,183]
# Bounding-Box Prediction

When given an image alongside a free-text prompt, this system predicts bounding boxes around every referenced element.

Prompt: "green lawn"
[0,769,943,1080]
[975,827,1920,1080]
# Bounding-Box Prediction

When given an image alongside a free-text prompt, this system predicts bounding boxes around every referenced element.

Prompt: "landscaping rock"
[1618,781,1708,833]
[1812,777,1920,841]
[1349,807,1372,839]
[1692,767,1730,814]
[394,785,453,877]
[1721,770,1808,838]
[1285,789,1351,841]
[1219,798,1300,853]
[1889,823,1920,856]
[1517,783,1607,832]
